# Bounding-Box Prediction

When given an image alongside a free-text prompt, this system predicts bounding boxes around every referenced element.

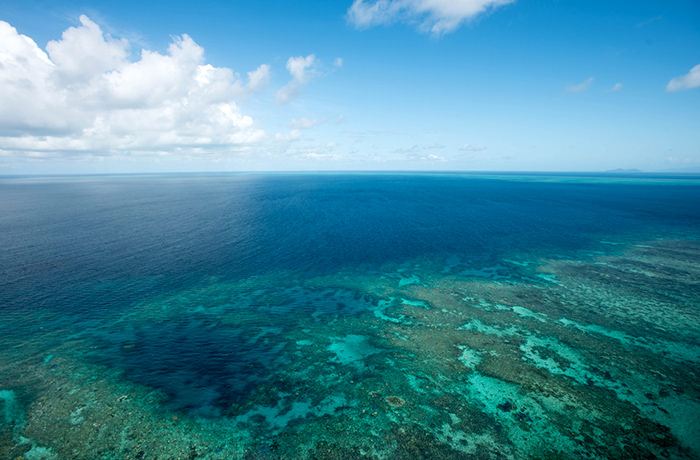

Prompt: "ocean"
[1,172,699,459]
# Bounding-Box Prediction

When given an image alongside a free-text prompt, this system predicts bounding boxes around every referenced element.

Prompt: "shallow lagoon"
[1,173,699,459]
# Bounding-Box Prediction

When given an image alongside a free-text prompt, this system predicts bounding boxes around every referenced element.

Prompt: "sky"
[1,0,699,174]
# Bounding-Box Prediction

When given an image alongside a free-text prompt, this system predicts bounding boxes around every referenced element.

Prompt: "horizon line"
[3,170,700,178]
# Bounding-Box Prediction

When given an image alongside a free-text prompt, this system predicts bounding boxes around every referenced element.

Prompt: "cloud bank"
[0,16,267,159]
[347,0,513,35]
[666,64,700,92]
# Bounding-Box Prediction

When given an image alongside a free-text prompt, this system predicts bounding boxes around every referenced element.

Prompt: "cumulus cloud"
[276,54,317,104]
[567,77,594,93]
[666,64,700,92]
[0,16,266,158]
[247,64,271,91]
[47,15,128,83]
[346,0,513,35]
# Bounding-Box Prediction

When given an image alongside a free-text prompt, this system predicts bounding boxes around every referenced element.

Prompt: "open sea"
[1,172,700,459]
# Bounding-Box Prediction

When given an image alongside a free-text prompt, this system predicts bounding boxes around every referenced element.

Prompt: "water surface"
[1,173,699,459]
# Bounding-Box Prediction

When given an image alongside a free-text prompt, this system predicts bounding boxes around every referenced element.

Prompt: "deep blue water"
[2,173,700,318]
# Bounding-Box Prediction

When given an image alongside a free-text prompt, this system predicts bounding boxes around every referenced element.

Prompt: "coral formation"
[2,238,700,459]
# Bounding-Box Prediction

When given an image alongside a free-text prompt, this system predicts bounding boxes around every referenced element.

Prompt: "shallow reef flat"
[2,239,700,459]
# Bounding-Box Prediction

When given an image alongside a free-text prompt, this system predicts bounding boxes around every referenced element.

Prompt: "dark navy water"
[2,173,700,316]
[2,173,700,459]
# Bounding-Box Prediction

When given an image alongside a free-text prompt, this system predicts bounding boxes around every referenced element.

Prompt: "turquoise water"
[1,173,699,459]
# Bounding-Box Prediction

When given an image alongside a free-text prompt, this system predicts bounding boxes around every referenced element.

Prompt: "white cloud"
[460,143,487,151]
[47,15,128,83]
[247,64,271,91]
[334,57,344,68]
[567,77,594,93]
[608,82,623,92]
[276,54,317,104]
[666,64,700,92]
[287,54,316,81]
[0,16,266,158]
[347,0,514,35]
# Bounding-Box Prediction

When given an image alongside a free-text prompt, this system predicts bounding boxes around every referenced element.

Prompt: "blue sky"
[1,0,699,173]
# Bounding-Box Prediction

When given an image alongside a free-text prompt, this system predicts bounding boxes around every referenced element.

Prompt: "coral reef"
[2,239,699,459]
